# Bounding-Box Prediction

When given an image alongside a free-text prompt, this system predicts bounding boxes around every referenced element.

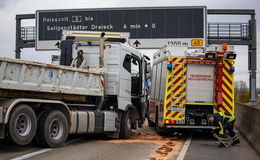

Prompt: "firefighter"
[207,112,240,147]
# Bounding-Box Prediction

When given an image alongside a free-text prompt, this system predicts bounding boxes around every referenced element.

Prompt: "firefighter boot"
[231,139,240,145]
[231,135,240,145]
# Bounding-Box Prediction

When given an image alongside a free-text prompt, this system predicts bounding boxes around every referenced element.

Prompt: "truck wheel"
[8,104,37,145]
[36,110,68,147]
[120,111,131,139]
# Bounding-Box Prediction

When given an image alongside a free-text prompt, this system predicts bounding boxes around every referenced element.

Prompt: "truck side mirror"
[146,63,151,73]
[146,73,151,79]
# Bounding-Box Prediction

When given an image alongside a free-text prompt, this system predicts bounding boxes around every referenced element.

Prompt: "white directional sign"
[36,7,207,50]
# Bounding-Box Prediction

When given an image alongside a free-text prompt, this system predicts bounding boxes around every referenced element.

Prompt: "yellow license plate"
[191,39,203,46]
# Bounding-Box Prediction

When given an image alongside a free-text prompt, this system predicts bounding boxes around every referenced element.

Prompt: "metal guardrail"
[208,22,249,40]
[21,26,35,41]
[21,23,250,42]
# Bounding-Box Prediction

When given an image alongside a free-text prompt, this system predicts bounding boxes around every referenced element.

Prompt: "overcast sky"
[0,0,259,87]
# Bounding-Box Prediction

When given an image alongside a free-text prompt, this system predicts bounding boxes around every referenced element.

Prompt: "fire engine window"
[123,54,131,73]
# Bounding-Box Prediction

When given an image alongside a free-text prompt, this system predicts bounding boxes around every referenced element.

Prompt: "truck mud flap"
[0,124,5,139]
[94,111,104,134]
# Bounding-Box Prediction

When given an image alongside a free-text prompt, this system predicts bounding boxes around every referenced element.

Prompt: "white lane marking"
[64,136,86,145]
[10,149,52,160]
[10,136,86,160]
[177,134,192,160]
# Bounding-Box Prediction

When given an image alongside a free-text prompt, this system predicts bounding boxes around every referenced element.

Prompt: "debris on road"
[98,125,184,160]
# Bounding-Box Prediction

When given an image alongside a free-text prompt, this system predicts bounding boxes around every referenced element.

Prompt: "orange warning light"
[222,43,228,50]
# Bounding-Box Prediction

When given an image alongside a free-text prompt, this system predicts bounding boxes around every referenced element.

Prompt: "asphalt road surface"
[0,125,259,160]
[182,131,260,160]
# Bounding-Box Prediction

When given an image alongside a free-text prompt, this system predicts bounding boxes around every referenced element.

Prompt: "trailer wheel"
[120,111,131,139]
[35,110,68,147]
[8,104,37,145]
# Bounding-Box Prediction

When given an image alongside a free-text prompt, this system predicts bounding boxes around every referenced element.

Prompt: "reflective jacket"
[212,112,235,136]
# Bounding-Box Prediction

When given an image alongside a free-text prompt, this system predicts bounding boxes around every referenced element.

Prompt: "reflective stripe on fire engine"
[149,99,164,105]
[164,57,186,120]
[219,59,235,115]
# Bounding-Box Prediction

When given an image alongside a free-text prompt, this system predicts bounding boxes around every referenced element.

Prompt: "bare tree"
[234,80,249,103]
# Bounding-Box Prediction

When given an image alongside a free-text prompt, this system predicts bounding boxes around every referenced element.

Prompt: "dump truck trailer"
[0,31,150,147]
[148,44,236,132]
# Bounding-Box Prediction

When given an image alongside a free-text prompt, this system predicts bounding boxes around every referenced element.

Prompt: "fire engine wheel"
[155,111,164,135]
[148,119,156,127]
[120,111,132,139]
[156,123,164,135]
[35,110,68,148]
[8,104,37,145]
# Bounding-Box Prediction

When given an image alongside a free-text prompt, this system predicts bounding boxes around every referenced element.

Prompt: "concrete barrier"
[235,103,260,154]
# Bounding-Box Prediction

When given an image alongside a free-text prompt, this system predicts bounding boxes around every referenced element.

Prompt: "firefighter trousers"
[225,120,240,142]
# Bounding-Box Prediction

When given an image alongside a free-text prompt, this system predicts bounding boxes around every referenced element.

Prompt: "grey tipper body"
[0,56,103,98]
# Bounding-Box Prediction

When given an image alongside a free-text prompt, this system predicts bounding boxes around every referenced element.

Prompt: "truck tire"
[35,110,68,147]
[120,111,131,139]
[8,104,37,145]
